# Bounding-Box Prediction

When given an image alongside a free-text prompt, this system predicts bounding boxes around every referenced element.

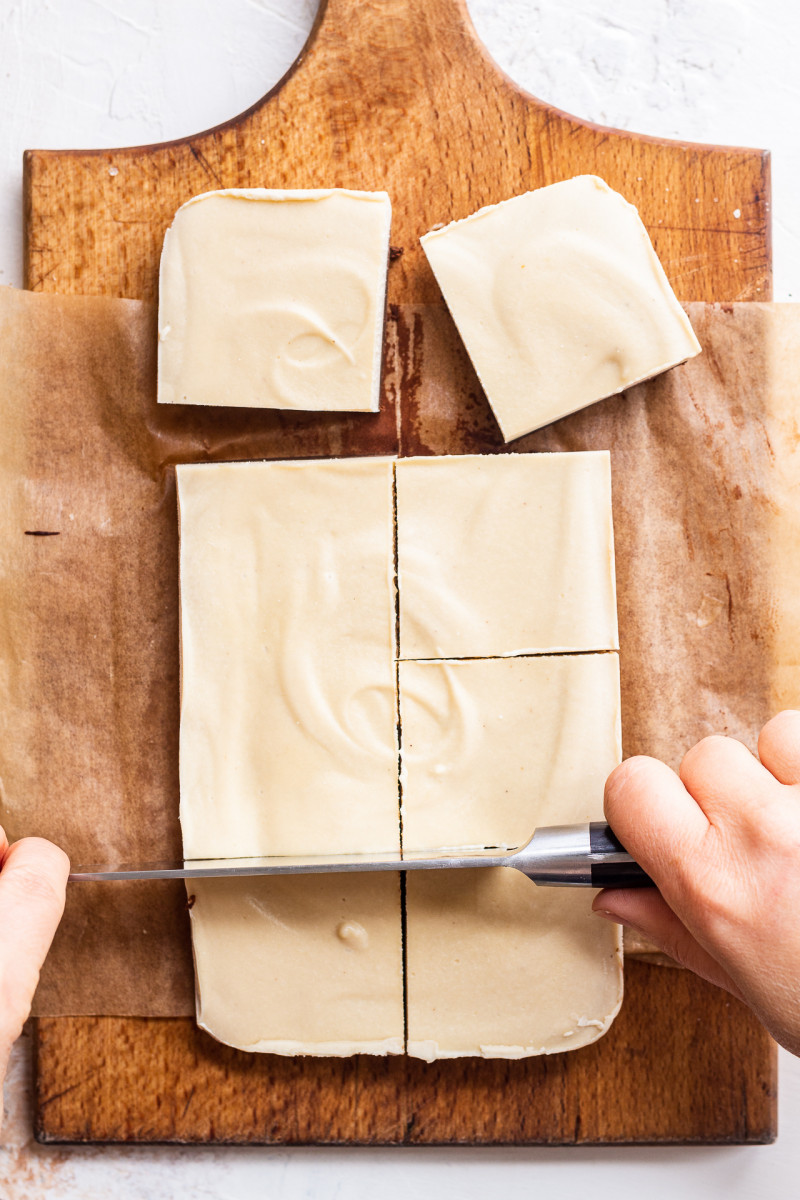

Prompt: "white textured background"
[1,0,800,1195]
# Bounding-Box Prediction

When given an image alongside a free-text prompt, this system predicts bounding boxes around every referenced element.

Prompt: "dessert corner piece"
[177,455,404,1055]
[420,174,702,441]
[176,456,399,860]
[189,873,404,1057]
[158,188,392,411]
[405,871,623,1062]
[401,653,623,1061]
[395,451,618,660]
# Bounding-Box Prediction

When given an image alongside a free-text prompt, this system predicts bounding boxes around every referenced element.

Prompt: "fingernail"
[593,908,631,928]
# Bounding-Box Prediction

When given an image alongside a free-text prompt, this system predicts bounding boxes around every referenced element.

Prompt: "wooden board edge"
[32,1004,779,1147]
[23,0,778,1148]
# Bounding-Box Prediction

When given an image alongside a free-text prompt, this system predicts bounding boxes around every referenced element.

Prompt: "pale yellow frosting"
[395,451,618,659]
[189,873,404,1056]
[406,870,623,1061]
[179,452,622,1058]
[176,457,399,860]
[421,175,701,441]
[400,653,622,852]
[401,654,623,1061]
[158,188,391,411]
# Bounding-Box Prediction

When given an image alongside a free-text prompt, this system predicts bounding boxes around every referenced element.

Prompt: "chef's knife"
[68,822,652,888]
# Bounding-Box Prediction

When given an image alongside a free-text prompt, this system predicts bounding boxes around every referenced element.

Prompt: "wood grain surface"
[25,0,776,1145]
[34,963,774,1145]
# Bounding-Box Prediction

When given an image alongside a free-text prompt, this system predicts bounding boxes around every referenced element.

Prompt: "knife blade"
[68,823,653,889]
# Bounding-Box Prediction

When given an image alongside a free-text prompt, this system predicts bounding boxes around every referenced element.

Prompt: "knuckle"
[604,756,666,831]
[763,709,800,734]
[605,756,651,804]
[758,710,800,766]
[686,733,728,760]
[680,735,727,781]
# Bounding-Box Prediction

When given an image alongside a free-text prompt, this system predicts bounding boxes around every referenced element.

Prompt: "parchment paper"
[0,286,396,1017]
[0,287,797,1015]
[399,300,800,762]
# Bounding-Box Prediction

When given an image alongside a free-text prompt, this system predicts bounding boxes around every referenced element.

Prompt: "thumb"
[593,887,744,1000]
[0,834,69,1052]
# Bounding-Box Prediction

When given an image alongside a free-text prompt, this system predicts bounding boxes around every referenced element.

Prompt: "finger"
[592,887,744,1000]
[0,827,11,1132]
[604,756,708,887]
[758,710,800,785]
[0,838,69,1050]
[679,734,778,823]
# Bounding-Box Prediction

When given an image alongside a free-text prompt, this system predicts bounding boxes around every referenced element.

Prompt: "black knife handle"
[589,822,654,888]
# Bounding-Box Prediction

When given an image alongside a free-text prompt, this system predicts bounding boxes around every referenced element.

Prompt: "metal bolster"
[519,823,593,886]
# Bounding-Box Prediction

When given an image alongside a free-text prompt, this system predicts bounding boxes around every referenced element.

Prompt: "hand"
[593,710,800,1056]
[0,827,69,1126]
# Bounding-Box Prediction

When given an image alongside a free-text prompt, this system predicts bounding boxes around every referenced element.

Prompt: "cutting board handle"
[279,0,509,111]
[24,0,770,306]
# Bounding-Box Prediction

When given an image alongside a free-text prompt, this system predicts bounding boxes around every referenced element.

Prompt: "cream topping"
[405,869,623,1061]
[181,452,622,1060]
[336,920,370,950]
[396,451,618,660]
[177,457,399,860]
[190,874,404,1056]
[158,188,391,411]
[400,653,622,853]
[421,175,701,441]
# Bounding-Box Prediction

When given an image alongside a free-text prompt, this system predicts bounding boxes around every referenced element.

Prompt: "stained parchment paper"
[400,299,800,763]
[0,287,797,1015]
[0,286,396,1016]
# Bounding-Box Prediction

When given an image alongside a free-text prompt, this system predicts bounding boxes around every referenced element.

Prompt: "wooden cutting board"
[25,0,776,1145]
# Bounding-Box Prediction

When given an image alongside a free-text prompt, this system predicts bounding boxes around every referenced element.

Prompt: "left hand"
[0,827,69,1126]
